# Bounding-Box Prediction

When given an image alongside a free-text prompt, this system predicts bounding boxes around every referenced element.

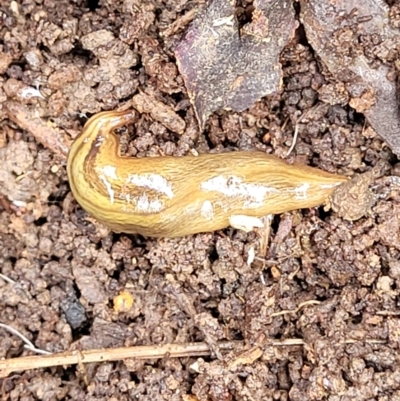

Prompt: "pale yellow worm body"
[67,110,348,237]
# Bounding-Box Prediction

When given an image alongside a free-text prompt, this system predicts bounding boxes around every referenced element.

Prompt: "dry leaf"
[175,0,298,129]
[300,0,400,156]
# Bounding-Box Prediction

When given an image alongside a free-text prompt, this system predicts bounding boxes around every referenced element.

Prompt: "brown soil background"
[1,0,400,400]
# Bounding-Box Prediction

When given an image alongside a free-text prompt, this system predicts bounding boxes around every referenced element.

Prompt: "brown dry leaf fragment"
[175,0,298,129]
[300,0,400,156]
[130,92,186,134]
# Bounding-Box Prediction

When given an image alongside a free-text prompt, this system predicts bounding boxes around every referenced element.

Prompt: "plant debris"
[130,92,186,135]
[175,0,298,129]
[5,101,71,158]
[300,0,400,156]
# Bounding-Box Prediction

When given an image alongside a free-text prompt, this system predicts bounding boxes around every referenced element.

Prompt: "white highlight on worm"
[201,175,280,207]
[128,173,174,198]
[134,193,164,213]
[101,165,118,179]
[200,200,214,220]
[293,183,310,200]
[319,182,342,189]
[99,175,115,204]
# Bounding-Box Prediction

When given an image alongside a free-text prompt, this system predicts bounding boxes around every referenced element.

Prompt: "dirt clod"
[328,170,376,221]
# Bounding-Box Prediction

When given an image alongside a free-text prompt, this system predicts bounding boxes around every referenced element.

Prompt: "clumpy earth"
[1,0,400,400]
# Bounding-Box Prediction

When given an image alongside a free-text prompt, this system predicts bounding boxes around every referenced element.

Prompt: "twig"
[0,337,387,378]
[284,109,313,158]
[376,310,400,316]
[161,8,198,37]
[270,300,321,317]
[281,117,290,132]
[4,101,71,158]
[0,323,51,356]
[285,121,300,157]
[0,341,239,378]
[259,214,274,257]
[0,274,16,285]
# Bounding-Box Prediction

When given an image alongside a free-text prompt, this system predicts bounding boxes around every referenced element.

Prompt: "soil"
[1,0,400,400]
